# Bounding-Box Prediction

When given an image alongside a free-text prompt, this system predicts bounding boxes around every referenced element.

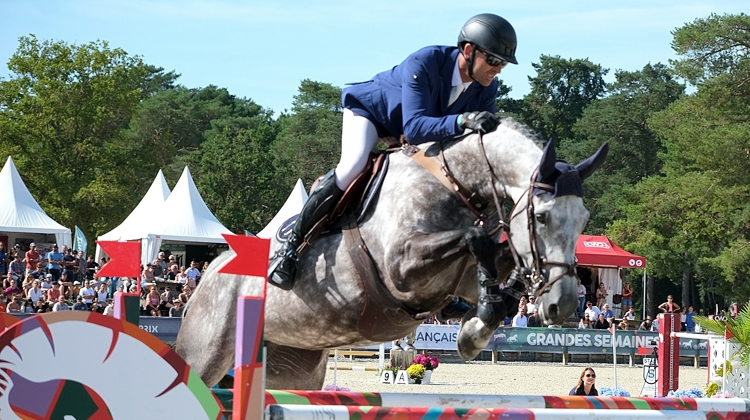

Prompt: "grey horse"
[175,118,607,390]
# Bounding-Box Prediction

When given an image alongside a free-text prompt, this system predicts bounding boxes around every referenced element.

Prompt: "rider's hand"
[459,111,500,134]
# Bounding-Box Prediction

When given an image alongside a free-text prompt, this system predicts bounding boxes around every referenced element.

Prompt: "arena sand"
[323,359,708,396]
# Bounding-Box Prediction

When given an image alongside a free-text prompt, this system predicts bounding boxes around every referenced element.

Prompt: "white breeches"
[335,109,381,190]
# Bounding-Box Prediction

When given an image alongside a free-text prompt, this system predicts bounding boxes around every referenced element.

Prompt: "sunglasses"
[476,48,508,68]
[586,374,596,378]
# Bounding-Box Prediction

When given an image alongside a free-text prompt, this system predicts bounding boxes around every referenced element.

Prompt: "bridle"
[422,133,578,300]
[476,134,578,299]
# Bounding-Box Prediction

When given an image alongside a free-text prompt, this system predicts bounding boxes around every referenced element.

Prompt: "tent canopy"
[99,167,233,265]
[0,157,71,246]
[575,234,646,268]
[98,169,171,241]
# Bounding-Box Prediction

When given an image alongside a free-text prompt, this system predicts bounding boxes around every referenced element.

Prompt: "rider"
[268,13,518,290]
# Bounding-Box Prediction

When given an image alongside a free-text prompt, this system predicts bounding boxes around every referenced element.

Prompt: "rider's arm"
[400,49,496,145]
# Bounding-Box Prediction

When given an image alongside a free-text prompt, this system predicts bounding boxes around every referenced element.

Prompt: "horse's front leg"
[456,229,510,360]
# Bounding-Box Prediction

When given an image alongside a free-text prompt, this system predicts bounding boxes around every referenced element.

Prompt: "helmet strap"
[465,45,480,83]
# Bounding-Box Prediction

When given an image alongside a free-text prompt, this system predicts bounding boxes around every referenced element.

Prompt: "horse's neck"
[444,128,542,203]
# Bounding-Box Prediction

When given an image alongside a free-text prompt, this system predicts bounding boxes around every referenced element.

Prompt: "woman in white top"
[26,280,44,304]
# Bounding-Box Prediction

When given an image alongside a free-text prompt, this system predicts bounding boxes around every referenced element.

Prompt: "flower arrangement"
[323,384,350,391]
[407,363,426,382]
[667,387,704,398]
[599,386,631,397]
[413,354,440,370]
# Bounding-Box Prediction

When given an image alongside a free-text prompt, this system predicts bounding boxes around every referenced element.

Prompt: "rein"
[405,133,578,300]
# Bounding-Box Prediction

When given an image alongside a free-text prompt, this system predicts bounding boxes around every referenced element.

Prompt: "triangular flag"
[220,234,270,278]
[96,241,141,278]
[609,323,616,335]
[726,325,734,340]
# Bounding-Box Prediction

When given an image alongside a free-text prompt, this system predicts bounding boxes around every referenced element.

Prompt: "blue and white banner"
[74,225,87,257]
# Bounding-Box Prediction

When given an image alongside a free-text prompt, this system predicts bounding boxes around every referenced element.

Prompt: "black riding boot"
[268,170,343,290]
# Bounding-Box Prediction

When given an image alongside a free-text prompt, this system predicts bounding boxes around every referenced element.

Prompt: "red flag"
[220,234,270,278]
[726,326,734,340]
[96,241,141,278]
[609,324,616,335]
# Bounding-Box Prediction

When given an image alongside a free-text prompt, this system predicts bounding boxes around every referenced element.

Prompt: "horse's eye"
[535,213,546,224]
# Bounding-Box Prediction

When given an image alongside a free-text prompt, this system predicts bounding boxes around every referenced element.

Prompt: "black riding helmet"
[458,13,517,82]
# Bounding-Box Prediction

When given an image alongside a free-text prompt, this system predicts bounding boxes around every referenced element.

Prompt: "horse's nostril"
[546,303,559,320]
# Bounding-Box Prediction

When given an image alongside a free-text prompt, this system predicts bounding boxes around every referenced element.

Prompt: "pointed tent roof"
[143,166,233,243]
[257,179,308,240]
[575,234,646,268]
[98,170,171,241]
[0,157,71,238]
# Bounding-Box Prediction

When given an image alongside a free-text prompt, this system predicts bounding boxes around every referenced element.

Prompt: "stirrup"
[267,250,298,291]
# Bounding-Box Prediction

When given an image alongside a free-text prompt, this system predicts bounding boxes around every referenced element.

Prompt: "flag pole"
[611,321,617,390]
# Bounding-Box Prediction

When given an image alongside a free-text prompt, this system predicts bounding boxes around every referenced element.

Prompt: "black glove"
[459,111,500,134]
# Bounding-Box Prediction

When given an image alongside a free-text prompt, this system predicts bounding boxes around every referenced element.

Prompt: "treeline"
[1,13,749,313]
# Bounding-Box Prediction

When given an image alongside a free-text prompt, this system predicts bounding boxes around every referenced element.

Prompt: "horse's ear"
[538,140,557,180]
[576,143,609,181]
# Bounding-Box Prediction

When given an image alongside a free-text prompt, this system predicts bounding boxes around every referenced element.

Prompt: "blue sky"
[1,1,746,114]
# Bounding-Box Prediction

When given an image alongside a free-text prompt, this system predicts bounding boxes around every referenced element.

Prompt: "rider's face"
[463,44,506,87]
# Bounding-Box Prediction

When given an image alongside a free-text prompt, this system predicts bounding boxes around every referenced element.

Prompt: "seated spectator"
[35,298,49,313]
[70,281,81,301]
[601,304,614,322]
[21,274,34,292]
[96,282,108,305]
[103,299,114,316]
[6,296,21,312]
[0,296,6,312]
[40,274,52,290]
[26,279,44,304]
[512,308,528,328]
[578,315,592,329]
[20,298,35,313]
[52,296,69,311]
[145,286,160,317]
[166,264,179,282]
[527,308,542,327]
[639,316,653,331]
[584,301,601,320]
[4,279,23,299]
[651,317,660,331]
[90,301,103,314]
[48,282,62,302]
[593,313,610,330]
[159,287,174,316]
[79,280,95,308]
[141,264,156,288]
[72,297,88,311]
[169,299,184,317]
[152,259,164,280]
[624,307,636,320]
[178,285,191,304]
[618,320,629,330]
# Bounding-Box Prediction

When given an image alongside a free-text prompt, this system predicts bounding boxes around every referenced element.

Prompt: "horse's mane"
[498,117,545,149]
[438,117,545,153]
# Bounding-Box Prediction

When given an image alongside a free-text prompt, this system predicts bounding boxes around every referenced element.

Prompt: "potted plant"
[406,363,425,384]
[413,354,440,384]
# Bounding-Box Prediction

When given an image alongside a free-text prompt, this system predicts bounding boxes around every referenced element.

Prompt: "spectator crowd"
[0,243,211,318]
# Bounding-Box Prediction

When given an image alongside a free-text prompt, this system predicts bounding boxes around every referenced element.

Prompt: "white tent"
[95,170,171,262]
[138,167,233,265]
[98,170,171,241]
[257,179,307,240]
[0,156,71,246]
